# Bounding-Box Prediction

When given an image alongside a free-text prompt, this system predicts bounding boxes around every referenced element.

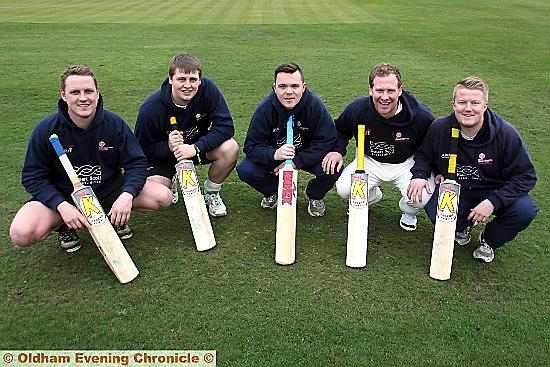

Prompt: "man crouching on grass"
[134,52,239,217]
[408,76,538,263]
[10,64,167,252]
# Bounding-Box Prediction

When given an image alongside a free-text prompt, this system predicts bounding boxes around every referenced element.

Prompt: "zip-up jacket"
[22,96,147,210]
[334,91,435,163]
[411,109,537,211]
[134,77,234,165]
[243,88,337,169]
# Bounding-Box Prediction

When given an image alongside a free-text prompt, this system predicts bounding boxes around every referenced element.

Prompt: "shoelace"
[480,244,492,253]
[311,200,323,209]
[208,194,223,207]
[60,230,78,241]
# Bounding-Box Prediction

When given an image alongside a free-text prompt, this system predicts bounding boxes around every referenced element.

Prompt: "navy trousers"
[425,186,538,248]
[236,157,342,200]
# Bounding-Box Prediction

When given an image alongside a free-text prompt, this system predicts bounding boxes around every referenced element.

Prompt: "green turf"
[0,0,374,24]
[0,1,549,366]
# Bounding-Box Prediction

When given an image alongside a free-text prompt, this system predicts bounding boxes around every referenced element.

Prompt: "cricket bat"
[429,123,461,280]
[275,116,297,265]
[346,124,369,268]
[170,117,216,252]
[49,134,139,284]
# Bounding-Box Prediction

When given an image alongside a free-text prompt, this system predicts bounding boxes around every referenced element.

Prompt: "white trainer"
[399,213,417,231]
[260,193,278,209]
[171,174,179,204]
[204,192,227,217]
[473,231,495,263]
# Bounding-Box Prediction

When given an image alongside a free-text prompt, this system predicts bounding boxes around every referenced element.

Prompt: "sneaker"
[58,226,81,252]
[204,192,227,217]
[370,187,383,205]
[308,199,326,217]
[399,213,417,231]
[473,231,495,263]
[171,174,179,204]
[115,224,133,240]
[455,225,474,246]
[260,193,278,209]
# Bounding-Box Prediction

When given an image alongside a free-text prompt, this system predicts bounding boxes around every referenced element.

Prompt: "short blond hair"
[453,76,489,101]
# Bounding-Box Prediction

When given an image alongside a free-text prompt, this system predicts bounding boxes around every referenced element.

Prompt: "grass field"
[0,1,549,366]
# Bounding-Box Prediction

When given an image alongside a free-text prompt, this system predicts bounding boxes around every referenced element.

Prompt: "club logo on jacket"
[293,134,303,149]
[370,141,394,157]
[295,120,309,132]
[477,152,493,165]
[276,133,302,149]
[98,140,114,152]
[75,165,102,185]
[394,132,410,142]
[457,164,481,181]
[184,126,199,141]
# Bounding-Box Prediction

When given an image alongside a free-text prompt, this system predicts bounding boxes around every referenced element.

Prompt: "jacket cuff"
[51,195,67,212]
[411,172,428,180]
[486,194,503,212]
[293,156,304,170]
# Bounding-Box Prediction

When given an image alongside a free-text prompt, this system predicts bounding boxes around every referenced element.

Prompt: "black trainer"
[115,224,133,240]
[58,225,81,252]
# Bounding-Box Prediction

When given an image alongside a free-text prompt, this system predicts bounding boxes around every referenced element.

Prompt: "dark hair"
[60,65,98,91]
[274,62,304,82]
[368,63,402,88]
[169,52,202,78]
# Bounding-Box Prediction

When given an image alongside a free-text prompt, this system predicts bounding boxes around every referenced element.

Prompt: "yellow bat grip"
[357,125,366,171]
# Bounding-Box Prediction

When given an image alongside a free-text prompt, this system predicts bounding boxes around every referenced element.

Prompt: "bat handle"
[285,116,293,165]
[169,116,182,138]
[49,134,65,157]
[49,134,80,185]
[170,116,177,129]
[286,116,293,144]
[169,117,199,164]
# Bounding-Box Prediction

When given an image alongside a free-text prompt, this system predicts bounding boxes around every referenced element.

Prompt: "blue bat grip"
[285,116,293,165]
[49,134,65,157]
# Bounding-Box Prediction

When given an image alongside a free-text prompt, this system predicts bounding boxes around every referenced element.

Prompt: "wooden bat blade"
[346,171,369,268]
[275,164,297,265]
[429,180,460,280]
[50,134,139,284]
[71,186,139,283]
[88,222,140,284]
[176,160,216,252]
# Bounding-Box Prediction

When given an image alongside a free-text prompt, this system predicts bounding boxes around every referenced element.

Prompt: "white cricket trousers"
[335,155,435,215]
